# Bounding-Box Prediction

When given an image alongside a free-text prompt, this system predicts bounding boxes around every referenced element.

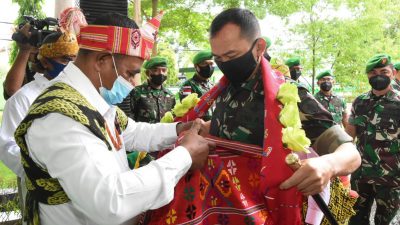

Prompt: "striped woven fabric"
[77,11,163,60]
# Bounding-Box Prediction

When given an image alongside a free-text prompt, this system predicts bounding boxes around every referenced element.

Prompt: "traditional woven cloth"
[14,82,128,225]
[38,32,79,59]
[146,58,304,225]
[77,12,164,60]
[59,7,88,35]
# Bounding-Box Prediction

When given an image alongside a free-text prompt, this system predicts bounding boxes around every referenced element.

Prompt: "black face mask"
[215,39,259,86]
[320,81,333,91]
[150,74,167,86]
[197,65,214,78]
[369,74,391,91]
[290,70,301,81]
[264,52,271,62]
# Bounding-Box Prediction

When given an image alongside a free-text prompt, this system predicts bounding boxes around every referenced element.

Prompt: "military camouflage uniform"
[392,79,400,92]
[119,82,175,123]
[314,91,347,125]
[179,75,213,121]
[348,90,400,225]
[210,69,351,152]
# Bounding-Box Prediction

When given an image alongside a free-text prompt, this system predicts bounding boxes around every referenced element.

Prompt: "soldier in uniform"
[285,57,303,81]
[210,8,360,195]
[314,70,348,128]
[346,54,400,225]
[179,50,214,120]
[120,56,176,123]
[392,62,400,91]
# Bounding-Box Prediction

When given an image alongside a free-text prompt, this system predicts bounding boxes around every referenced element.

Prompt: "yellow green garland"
[277,83,311,153]
[160,93,200,123]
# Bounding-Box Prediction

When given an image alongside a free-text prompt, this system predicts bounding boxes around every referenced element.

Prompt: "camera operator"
[4,23,43,100]
[0,31,79,214]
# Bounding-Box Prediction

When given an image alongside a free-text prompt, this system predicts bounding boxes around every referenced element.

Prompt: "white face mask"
[98,55,134,105]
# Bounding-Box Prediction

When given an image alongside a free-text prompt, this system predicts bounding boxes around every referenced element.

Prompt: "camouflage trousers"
[349,181,400,225]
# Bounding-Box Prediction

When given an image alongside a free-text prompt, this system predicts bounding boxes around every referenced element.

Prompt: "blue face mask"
[47,59,67,78]
[99,55,134,105]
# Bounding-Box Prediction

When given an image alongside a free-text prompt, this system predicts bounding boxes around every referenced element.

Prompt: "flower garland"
[276,83,311,153]
[160,93,200,123]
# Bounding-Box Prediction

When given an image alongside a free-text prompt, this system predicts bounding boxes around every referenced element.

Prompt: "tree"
[265,0,400,98]
[9,0,45,64]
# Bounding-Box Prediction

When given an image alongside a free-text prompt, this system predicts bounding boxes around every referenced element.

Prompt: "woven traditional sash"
[14,82,128,225]
[146,58,303,225]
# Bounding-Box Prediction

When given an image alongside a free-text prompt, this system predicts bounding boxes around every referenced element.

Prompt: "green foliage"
[9,0,45,65]
[131,0,400,99]
[271,0,400,98]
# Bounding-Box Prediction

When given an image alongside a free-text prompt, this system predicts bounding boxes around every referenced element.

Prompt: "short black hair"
[210,8,260,41]
[79,12,139,55]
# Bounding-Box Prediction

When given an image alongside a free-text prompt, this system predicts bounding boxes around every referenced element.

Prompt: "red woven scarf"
[147,57,303,225]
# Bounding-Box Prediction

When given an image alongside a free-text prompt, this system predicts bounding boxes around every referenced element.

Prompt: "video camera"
[11,16,59,48]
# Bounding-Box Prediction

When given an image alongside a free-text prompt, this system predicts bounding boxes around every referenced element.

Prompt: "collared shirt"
[0,73,48,177]
[314,91,347,125]
[119,82,175,123]
[349,89,400,187]
[25,62,192,225]
[210,69,348,154]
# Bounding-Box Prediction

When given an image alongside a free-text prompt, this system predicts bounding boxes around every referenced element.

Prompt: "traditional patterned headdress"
[38,32,79,59]
[77,11,164,60]
[59,7,88,35]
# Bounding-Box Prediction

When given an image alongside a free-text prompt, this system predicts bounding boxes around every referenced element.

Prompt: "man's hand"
[279,157,334,196]
[16,24,34,51]
[176,119,211,137]
[179,119,215,170]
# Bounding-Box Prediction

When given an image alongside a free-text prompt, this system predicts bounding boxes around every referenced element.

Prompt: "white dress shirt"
[24,62,192,225]
[0,73,48,177]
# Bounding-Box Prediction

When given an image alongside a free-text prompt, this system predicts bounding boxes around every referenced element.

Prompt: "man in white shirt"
[14,12,213,225]
[0,31,79,224]
[0,31,79,177]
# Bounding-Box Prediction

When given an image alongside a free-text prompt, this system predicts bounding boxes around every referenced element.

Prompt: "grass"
[0,161,17,187]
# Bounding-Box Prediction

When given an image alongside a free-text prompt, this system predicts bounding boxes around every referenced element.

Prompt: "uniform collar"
[317,91,336,98]
[367,89,400,102]
[51,62,111,116]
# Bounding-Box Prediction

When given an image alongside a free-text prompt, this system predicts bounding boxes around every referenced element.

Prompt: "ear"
[255,38,267,57]
[195,65,200,73]
[94,52,111,72]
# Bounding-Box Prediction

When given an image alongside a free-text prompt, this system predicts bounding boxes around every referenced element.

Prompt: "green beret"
[263,36,272,49]
[365,54,392,73]
[143,56,168,70]
[192,50,213,65]
[316,70,334,80]
[285,57,301,68]
[394,62,400,71]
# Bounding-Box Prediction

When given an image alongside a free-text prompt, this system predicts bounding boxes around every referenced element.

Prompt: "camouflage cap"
[143,56,168,70]
[365,54,392,73]
[192,50,213,65]
[316,70,334,80]
[263,36,272,49]
[285,57,301,68]
[394,62,400,71]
